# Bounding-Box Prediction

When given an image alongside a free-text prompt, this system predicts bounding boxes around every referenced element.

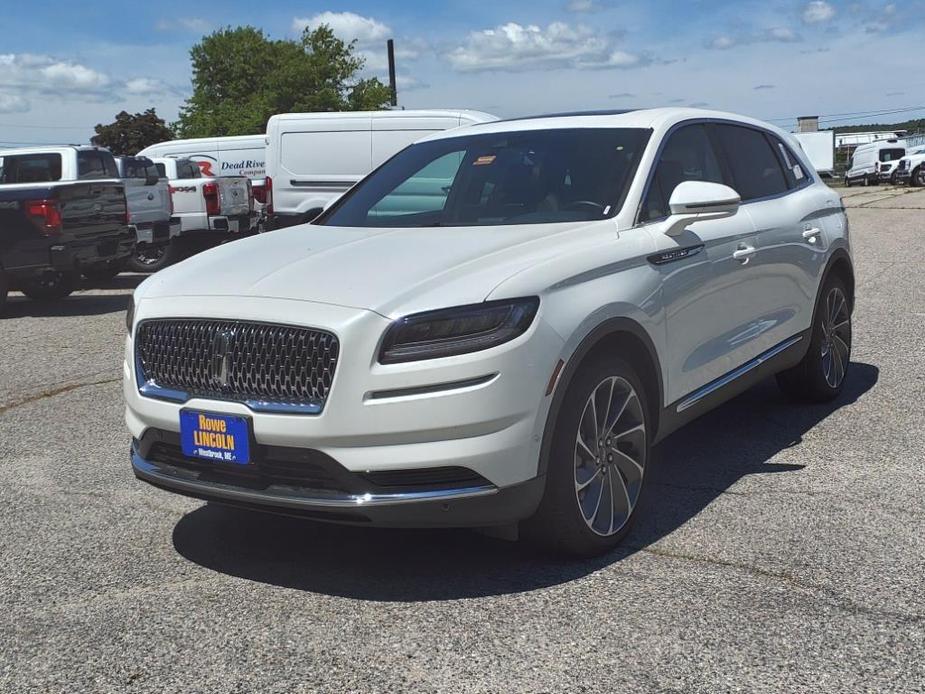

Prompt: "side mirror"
[664,181,740,236]
[145,173,160,186]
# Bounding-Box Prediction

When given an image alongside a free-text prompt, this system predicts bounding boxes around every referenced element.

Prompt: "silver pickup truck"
[114,156,179,274]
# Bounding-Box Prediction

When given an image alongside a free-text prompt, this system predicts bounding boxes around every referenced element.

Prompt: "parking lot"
[1,186,923,692]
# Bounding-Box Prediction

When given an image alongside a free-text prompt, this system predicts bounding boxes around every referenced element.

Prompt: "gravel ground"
[1,188,923,693]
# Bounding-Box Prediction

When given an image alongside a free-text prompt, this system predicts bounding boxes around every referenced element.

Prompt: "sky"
[1,0,924,145]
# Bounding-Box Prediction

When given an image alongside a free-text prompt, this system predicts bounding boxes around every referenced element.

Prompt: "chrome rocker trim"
[676,334,804,413]
[131,449,498,511]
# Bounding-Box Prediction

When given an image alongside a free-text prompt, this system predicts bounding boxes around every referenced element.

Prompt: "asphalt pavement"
[1,187,923,693]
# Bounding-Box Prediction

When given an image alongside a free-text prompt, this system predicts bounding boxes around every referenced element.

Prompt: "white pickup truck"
[113,156,179,273]
[149,157,255,269]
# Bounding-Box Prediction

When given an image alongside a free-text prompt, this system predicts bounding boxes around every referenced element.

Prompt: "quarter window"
[641,124,726,222]
[713,125,789,201]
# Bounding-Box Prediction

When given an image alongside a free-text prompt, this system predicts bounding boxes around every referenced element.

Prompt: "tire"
[843,176,851,188]
[776,275,852,402]
[523,356,651,557]
[82,263,123,284]
[125,240,183,274]
[913,167,925,187]
[862,175,870,187]
[20,272,75,301]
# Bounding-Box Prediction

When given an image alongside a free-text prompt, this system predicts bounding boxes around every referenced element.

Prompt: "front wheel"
[20,272,75,301]
[523,357,650,557]
[913,167,925,187]
[777,276,852,402]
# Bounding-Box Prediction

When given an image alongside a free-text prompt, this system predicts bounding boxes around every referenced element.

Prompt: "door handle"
[733,244,756,264]
[802,227,821,243]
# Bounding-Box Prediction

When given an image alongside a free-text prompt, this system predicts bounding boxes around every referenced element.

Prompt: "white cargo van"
[138,135,268,220]
[845,139,906,186]
[265,110,497,229]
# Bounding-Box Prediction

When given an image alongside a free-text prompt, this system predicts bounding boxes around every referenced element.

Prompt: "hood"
[138,221,608,317]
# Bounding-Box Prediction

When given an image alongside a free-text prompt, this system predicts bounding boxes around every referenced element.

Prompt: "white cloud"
[0,92,29,113]
[293,11,391,44]
[447,22,646,72]
[707,26,801,49]
[0,53,110,93]
[802,1,836,24]
[566,0,601,11]
[124,77,171,95]
[155,17,211,32]
[709,35,737,50]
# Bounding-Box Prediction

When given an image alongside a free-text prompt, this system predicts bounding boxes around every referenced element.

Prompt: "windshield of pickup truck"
[0,153,62,183]
[319,128,651,228]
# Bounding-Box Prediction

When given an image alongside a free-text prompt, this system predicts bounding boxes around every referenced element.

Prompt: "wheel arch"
[537,317,663,477]
[822,248,855,313]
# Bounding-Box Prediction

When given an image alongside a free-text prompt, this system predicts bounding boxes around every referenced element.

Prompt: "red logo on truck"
[195,160,215,177]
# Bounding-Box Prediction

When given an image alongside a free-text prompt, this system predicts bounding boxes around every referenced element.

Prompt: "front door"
[638,123,763,404]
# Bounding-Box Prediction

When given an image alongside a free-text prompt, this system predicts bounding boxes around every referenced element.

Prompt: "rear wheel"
[913,167,925,187]
[777,276,852,402]
[523,356,650,557]
[20,272,75,301]
[125,240,182,274]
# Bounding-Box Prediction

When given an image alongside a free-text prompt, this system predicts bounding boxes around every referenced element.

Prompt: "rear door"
[640,123,760,404]
[70,150,125,238]
[121,157,159,226]
[712,124,824,350]
[217,177,251,217]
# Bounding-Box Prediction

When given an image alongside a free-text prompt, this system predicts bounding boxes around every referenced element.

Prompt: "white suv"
[125,108,853,556]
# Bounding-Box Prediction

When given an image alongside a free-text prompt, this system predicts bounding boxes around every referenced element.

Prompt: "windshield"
[319,128,650,228]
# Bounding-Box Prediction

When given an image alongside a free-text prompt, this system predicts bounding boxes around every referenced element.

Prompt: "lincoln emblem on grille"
[210,329,234,388]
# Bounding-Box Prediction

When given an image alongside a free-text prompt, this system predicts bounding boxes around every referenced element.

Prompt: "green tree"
[91,109,173,155]
[175,25,392,138]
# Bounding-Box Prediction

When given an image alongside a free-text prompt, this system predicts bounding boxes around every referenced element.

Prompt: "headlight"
[379,297,540,364]
[126,295,135,335]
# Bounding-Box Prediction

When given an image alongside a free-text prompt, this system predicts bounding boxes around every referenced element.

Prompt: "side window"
[772,137,808,189]
[642,124,725,222]
[77,151,107,180]
[714,125,789,201]
[100,151,119,178]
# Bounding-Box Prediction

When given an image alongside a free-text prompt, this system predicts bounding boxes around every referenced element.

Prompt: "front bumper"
[131,436,544,527]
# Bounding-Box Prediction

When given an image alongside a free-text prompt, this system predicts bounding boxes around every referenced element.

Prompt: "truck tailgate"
[218,177,251,216]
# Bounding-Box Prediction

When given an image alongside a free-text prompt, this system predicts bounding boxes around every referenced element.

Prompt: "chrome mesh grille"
[135,319,339,410]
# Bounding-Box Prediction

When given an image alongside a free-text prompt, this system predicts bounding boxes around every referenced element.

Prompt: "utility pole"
[387,39,398,107]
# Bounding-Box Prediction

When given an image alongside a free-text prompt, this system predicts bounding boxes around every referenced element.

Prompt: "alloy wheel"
[574,376,646,536]
[820,287,851,388]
